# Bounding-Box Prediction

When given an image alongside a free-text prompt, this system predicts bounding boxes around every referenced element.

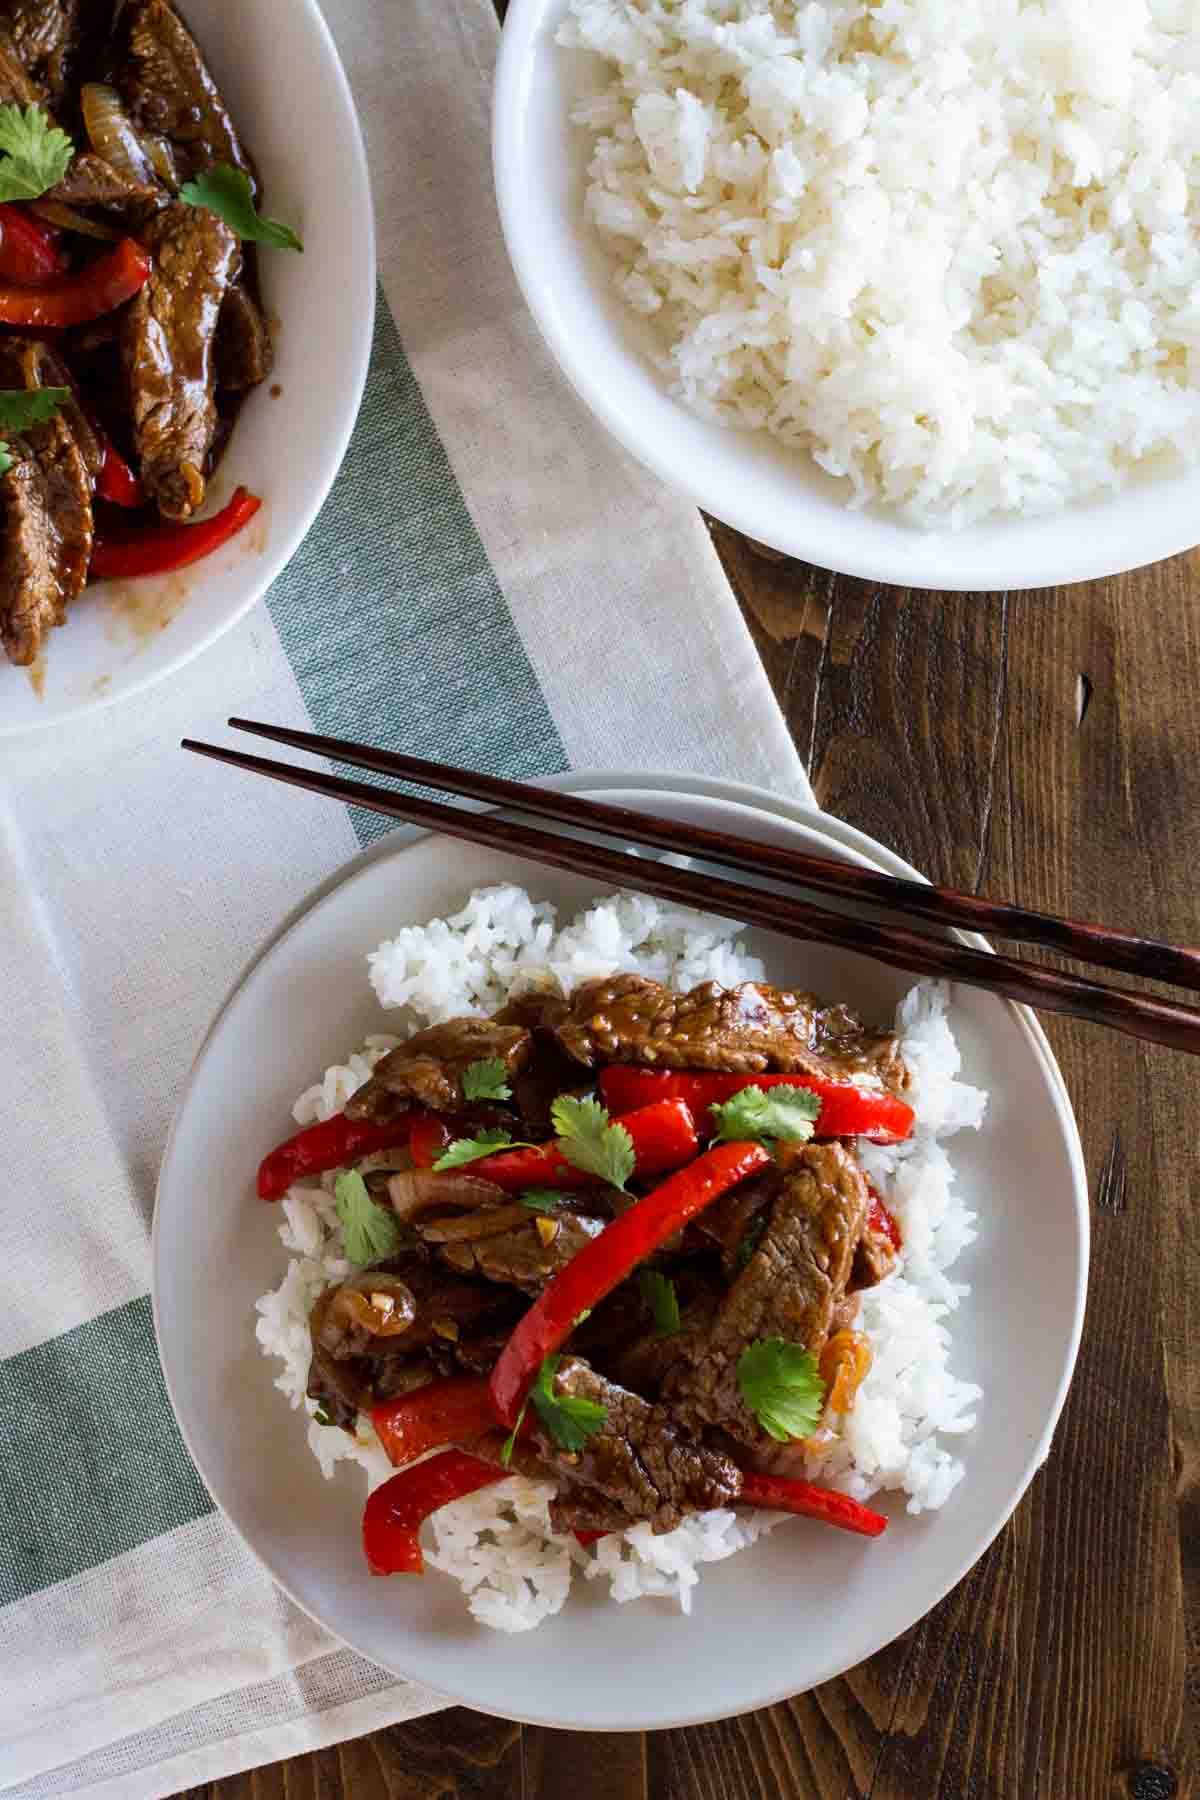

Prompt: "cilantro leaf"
[709,1084,821,1148]
[433,1127,535,1170]
[530,1353,608,1453]
[639,1269,680,1338]
[520,1188,571,1213]
[737,1337,826,1442]
[500,1394,527,1467]
[0,386,70,477]
[551,1094,635,1191]
[0,104,73,203]
[0,388,70,431]
[179,163,303,251]
[334,1169,406,1265]
[733,1216,766,1275]
[461,1056,512,1102]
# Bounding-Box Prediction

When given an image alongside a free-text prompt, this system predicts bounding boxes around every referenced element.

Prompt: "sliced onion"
[418,1204,533,1243]
[81,83,157,187]
[385,1170,506,1221]
[32,201,121,241]
[314,1274,418,1348]
[144,135,179,190]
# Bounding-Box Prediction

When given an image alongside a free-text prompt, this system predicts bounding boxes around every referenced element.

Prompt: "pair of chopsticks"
[181,720,1200,1057]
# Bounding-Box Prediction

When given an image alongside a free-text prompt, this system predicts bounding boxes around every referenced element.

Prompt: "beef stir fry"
[259,976,918,1571]
[0,0,301,670]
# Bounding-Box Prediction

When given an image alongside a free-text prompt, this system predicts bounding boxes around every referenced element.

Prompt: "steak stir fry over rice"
[0,0,300,672]
[256,888,987,1630]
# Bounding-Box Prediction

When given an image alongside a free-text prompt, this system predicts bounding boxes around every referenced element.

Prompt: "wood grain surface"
[178,546,1198,1800]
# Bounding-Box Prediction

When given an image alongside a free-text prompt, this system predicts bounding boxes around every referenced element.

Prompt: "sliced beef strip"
[685,1177,773,1275]
[661,1142,869,1448]
[48,152,161,210]
[214,281,273,391]
[0,0,106,111]
[122,199,237,519]
[436,1210,606,1295]
[113,0,255,193]
[851,1216,898,1291]
[0,24,39,103]
[490,979,579,1136]
[0,340,94,667]
[605,1268,726,1399]
[4,336,102,478]
[460,1429,634,1537]
[528,1357,742,1534]
[345,1019,532,1121]
[555,973,907,1089]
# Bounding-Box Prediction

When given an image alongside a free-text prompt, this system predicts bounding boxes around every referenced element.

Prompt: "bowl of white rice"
[154,772,1088,1727]
[494,0,1200,588]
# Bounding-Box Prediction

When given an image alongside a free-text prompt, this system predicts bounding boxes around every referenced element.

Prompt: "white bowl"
[493,0,1200,592]
[154,773,1088,1729]
[0,0,374,737]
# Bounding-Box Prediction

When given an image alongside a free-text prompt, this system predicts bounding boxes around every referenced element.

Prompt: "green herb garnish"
[733,1216,766,1275]
[736,1337,826,1442]
[0,105,73,203]
[433,1127,535,1171]
[333,1169,406,1266]
[502,1352,609,1465]
[312,1405,335,1427]
[0,386,70,475]
[460,1056,513,1102]
[550,1095,635,1191]
[639,1269,680,1338]
[180,163,303,250]
[708,1084,821,1148]
[530,1352,608,1452]
[519,1188,571,1213]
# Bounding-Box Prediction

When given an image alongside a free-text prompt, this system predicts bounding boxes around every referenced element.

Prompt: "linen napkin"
[0,0,811,1794]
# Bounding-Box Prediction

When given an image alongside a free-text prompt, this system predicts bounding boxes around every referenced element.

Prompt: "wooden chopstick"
[225,716,1200,994]
[181,733,1200,1057]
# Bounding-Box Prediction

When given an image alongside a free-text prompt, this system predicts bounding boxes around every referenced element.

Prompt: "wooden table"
[185,546,1197,1800]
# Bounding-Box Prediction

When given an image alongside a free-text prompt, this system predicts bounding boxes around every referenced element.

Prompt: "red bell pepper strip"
[867,1183,902,1252]
[573,1528,607,1547]
[0,204,66,284]
[372,1377,499,1469]
[91,485,261,580]
[96,440,145,508]
[0,236,150,327]
[470,1098,699,1193]
[363,1451,503,1575]
[599,1067,914,1145]
[257,1110,413,1200]
[490,1140,771,1425]
[739,1470,888,1538]
[407,1111,453,1169]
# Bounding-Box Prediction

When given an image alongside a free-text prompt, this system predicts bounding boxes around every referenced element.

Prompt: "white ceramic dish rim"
[492,0,1200,592]
[153,770,1090,1727]
[0,0,376,739]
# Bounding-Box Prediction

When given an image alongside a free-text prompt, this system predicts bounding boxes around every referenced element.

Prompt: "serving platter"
[154,772,1088,1728]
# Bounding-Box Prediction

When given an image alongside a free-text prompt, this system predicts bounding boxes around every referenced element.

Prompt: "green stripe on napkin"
[0,1297,211,1607]
[265,294,567,843]
[0,296,570,1609]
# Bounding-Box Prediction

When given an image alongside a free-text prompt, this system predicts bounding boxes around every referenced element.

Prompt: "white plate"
[154,774,1088,1729]
[1,0,374,736]
[493,0,1200,590]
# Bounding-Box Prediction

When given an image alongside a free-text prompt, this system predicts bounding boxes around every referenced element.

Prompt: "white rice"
[559,0,1200,528]
[255,885,986,1631]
